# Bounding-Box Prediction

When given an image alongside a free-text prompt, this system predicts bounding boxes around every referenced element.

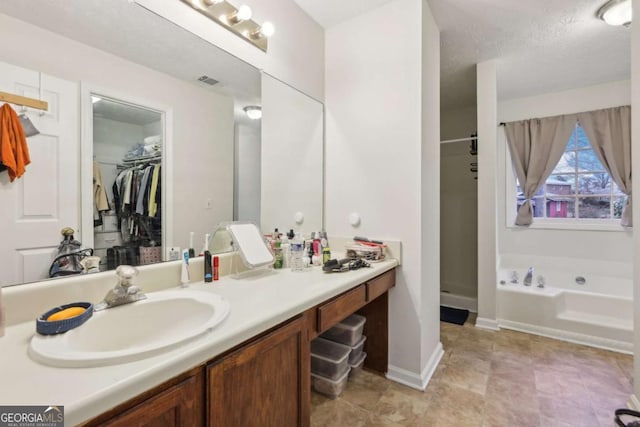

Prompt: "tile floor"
[310,313,634,427]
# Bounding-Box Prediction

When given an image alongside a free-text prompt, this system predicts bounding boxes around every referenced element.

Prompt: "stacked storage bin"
[310,314,367,398]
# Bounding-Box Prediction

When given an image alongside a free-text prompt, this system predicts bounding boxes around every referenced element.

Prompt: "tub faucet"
[524,267,534,286]
[95,265,146,311]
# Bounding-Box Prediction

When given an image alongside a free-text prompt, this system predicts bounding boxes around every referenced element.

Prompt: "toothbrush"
[188,232,195,258]
[181,249,190,287]
[200,233,211,256]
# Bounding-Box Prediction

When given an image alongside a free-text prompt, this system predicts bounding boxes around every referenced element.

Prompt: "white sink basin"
[29,289,230,368]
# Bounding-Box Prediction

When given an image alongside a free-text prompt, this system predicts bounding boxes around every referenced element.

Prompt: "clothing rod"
[0,91,48,111]
[440,136,477,144]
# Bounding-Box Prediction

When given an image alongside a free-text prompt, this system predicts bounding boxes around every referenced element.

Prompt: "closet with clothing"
[92,97,163,271]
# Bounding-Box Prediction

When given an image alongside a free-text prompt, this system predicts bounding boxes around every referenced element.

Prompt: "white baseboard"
[475,317,499,331]
[498,319,633,354]
[387,342,444,391]
[440,292,477,312]
[628,394,640,410]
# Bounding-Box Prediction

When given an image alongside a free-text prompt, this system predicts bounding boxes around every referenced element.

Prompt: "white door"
[0,61,79,286]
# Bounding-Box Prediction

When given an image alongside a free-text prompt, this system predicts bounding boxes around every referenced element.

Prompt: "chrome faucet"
[95,265,146,311]
[523,267,534,286]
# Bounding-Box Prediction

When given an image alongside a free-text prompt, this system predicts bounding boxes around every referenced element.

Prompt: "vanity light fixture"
[182,0,274,51]
[597,0,632,26]
[249,21,275,39]
[224,4,252,25]
[243,106,262,120]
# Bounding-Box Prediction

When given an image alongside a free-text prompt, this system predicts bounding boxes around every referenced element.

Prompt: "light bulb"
[236,5,252,21]
[224,4,252,25]
[260,21,275,37]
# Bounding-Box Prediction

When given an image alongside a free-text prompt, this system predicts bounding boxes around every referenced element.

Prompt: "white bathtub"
[496,270,633,353]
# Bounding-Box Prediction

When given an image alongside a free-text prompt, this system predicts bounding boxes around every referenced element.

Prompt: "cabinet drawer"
[366,270,395,302]
[317,285,366,333]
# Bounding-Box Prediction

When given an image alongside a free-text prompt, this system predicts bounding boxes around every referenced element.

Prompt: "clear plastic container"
[349,352,367,379]
[311,367,350,398]
[320,313,366,346]
[311,337,351,380]
[347,335,367,365]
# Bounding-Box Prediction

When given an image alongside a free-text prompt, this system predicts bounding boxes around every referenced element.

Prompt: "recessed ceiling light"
[597,0,632,27]
[243,106,262,120]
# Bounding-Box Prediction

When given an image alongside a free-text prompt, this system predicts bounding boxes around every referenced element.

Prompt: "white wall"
[261,74,323,234]
[93,117,145,206]
[0,13,235,253]
[326,0,441,388]
[420,2,442,374]
[497,81,633,268]
[631,0,640,406]
[440,142,477,299]
[134,0,325,102]
[234,123,261,224]
[441,106,477,141]
[476,60,498,329]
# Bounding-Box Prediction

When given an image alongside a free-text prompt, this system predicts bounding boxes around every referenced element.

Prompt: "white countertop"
[0,260,397,426]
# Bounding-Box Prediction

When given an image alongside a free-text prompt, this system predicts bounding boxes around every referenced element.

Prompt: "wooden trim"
[357,292,389,374]
[366,269,396,301]
[316,284,366,333]
[0,91,48,111]
[80,366,204,426]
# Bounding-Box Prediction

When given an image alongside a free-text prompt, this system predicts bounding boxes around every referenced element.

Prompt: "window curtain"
[505,115,577,225]
[577,106,632,227]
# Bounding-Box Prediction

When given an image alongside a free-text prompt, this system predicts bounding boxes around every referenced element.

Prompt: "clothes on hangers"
[0,103,30,181]
[112,161,161,243]
[93,160,110,226]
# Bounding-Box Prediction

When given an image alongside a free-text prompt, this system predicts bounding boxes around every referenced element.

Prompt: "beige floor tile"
[310,321,632,427]
[537,393,600,427]
[340,370,390,412]
[311,398,370,427]
[373,388,430,424]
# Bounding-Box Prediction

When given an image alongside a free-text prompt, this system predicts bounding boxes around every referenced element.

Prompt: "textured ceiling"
[1,1,630,114]
[0,0,261,126]
[294,0,630,111]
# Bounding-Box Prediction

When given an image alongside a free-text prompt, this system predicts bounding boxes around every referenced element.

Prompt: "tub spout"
[524,267,534,286]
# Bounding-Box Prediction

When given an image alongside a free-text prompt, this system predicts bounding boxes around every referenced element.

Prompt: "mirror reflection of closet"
[91,96,163,272]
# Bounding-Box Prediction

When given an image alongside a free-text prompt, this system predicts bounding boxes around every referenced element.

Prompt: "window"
[516,124,626,220]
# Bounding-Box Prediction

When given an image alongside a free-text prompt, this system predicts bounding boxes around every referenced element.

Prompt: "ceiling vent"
[197,75,219,86]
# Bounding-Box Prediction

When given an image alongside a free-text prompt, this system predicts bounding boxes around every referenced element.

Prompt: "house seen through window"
[516,124,626,220]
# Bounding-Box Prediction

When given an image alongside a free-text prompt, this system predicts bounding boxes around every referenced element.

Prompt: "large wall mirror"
[0,0,323,286]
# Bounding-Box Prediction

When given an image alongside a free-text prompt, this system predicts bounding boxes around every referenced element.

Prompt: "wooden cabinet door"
[98,373,204,427]
[207,317,309,427]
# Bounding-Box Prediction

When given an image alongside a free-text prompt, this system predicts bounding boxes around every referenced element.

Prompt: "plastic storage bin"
[349,352,367,378]
[311,338,351,380]
[347,335,367,365]
[311,368,350,398]
[320,313,366,346]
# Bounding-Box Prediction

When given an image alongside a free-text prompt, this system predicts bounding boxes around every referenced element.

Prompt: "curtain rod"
[440,136,477,144]
[499,122,506,126]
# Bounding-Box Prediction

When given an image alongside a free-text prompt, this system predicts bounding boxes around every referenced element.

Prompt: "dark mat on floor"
[440,306,469,325]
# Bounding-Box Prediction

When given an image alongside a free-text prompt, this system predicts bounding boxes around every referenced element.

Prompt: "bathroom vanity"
[0,259,397,427]
[83,268,395,426]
